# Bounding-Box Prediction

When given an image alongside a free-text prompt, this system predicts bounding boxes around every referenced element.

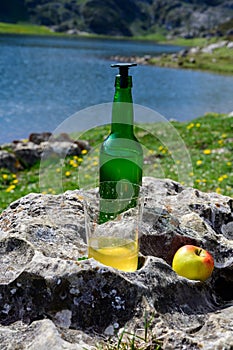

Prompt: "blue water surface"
[0,35,232,143]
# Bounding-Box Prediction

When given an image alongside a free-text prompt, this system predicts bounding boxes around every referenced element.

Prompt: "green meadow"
[0,22,53,35]
[0,113,232,213]
[149,45,233,75]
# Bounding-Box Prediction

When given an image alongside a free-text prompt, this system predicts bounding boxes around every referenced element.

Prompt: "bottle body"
[99,133,143,184]
[99,75,143,196]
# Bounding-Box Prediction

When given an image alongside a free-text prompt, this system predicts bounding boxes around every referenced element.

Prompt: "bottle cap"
[111,63,137,76]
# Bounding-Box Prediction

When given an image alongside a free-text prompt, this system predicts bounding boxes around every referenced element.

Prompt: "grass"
[0,21,113,39]
[134,32,212,48]
[97,313,162,350]
[0,113,232,213]
[0,22,54,35]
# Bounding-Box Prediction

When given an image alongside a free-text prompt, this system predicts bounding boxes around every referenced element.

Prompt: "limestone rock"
[0,177,232,349]
[201,40,228,53]
[0,133,90,171]
[0,150,20,173]
[41,140,81,158]
[29,132,52,145]
[0,319,95,350]
[14,141,42,168]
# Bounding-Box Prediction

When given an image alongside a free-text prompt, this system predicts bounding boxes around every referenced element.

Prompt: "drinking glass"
[83,181,143,272]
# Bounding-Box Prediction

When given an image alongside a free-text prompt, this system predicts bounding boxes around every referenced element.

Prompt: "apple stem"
[196,249,202,256]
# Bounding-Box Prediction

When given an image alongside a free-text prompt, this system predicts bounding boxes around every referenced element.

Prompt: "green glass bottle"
[99,63,143,201]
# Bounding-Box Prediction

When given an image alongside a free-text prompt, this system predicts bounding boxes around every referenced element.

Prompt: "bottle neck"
[111,76,134,135]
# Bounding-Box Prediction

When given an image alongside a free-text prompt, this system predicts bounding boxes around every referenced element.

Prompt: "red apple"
[172,245,214,282]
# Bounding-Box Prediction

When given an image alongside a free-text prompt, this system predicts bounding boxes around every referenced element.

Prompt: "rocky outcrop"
[0,177,232,349]
[0,150,19,173]
[0,132,90,172]
[111,40,233,65]
[110,40,233,75]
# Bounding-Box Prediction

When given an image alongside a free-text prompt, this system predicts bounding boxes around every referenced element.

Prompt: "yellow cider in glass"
[88,237,138,272]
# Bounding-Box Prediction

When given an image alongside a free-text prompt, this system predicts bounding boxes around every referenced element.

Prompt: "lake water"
[0,35,233,144]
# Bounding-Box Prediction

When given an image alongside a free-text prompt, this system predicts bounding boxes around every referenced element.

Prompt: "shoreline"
[0,21,229,46]
[1,23,232,75]
[110,40,233,75]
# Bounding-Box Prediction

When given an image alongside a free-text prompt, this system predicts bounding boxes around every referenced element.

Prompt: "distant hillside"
[0,0,233,38]
[0,0,29,23]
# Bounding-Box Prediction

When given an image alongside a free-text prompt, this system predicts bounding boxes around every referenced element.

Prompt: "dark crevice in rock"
[0,274,50,326]
[164,180,185,195]
[214,277,233,303]
[140,232,197,265]
[212,264,233,303]
[9,201,20,210]
[137,255,146,270]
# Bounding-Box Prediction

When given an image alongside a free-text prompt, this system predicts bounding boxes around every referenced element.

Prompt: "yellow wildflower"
[195,123,201,128]
[218,139,224,145]
[158,145,164,151]
[65,171,71,177]
[196,160,203,166]
[12,174,17,178]
[56,168,61,173]
[48,188,56,195]
[218,176,224,182]
[203,149,211,155]
[226,161,232,166]
[73,156,79,160]
[5,185,16,193]
[12,179,18,184]
[189,172,194,176]
[69,159,78,167]
[93,161,98,166]
[78,158,83,162]
[187,123,194,130]
[222,174,228,179]
[216,187,221,194]
[2,174,8,180]
[81,149,88,155]
[221,133,227,138]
